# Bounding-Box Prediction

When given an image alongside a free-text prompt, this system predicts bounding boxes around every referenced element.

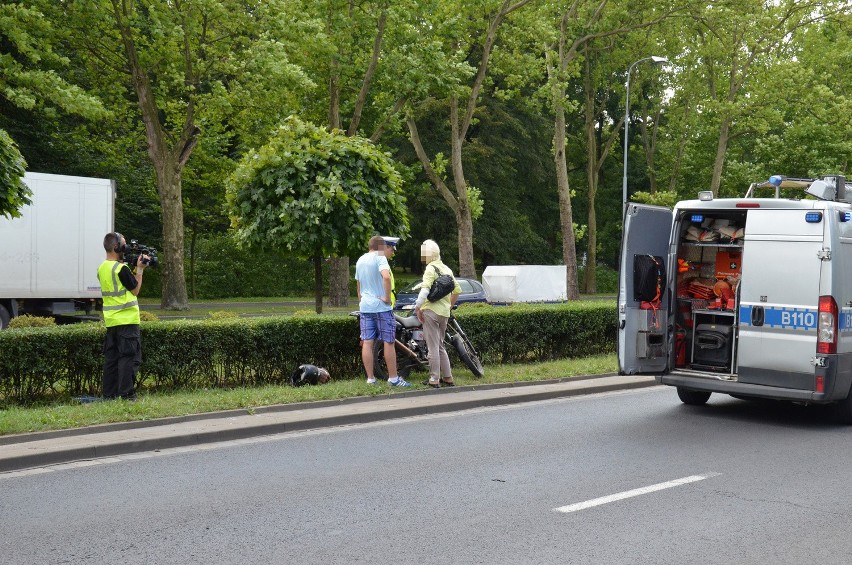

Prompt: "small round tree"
[226,116,410,312]
[0,129,29,219]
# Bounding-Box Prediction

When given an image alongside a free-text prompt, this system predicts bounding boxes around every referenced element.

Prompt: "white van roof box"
[744,175,850,202]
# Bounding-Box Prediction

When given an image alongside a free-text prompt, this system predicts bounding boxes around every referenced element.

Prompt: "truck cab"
[618,175,852,421]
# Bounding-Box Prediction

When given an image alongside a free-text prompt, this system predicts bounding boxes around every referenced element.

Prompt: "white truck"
[482,265,567,304]
[618,174,852,421]
[0,172,114,329]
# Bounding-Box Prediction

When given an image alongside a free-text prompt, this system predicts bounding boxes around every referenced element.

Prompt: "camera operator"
[98,232,150,401]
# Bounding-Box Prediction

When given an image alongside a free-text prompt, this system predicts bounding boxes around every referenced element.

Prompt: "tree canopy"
[226,117,409,310]
[2,0,850,299]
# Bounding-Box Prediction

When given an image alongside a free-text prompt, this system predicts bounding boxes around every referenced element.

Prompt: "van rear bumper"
[658,373,832,403]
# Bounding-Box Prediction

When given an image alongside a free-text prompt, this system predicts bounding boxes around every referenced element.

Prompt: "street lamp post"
[622,56,668,218]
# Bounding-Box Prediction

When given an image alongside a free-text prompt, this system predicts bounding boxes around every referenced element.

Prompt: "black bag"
[633,254,666,302]
[426,265,456,302]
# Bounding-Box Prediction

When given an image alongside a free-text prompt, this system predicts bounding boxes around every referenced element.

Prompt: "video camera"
[124,239,159,268]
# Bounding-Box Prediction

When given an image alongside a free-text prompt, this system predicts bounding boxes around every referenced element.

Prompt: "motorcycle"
[352,308,484,380]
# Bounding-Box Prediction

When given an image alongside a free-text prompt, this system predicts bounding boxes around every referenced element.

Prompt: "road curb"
[0,375,658,473]
[0,373,620,446]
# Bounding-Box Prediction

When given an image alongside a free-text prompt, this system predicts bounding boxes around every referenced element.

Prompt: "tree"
[682,0,841,196]
[537,0,672,294]
[0,128,27,218]
[0,2,106,218]
[39,0,313,309]
[226,117,410,313]
[299,0,420,307]
[405,0,535,279]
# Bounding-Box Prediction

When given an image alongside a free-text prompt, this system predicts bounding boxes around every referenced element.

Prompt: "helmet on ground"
[290,364,329,387]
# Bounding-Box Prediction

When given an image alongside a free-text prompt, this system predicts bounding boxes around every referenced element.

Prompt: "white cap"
[382,236,400,247]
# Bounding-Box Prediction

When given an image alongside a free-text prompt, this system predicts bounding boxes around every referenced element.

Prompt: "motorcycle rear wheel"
[371,340,415,379]
[450,334,484,378]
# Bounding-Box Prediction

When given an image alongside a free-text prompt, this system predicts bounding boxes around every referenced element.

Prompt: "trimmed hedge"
[0,302,616,404]
[460,301,616,363]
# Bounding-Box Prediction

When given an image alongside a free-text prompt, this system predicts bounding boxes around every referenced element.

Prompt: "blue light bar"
[769,175,784,187]
[840,211,851,223]
[805,211,823,223]
[690,214,704,223]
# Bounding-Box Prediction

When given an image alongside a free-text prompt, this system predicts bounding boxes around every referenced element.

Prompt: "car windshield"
[399,280,424,294]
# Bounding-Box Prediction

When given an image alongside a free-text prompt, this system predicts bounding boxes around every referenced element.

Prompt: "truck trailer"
[0,172,114,328]
[618,175,852,422]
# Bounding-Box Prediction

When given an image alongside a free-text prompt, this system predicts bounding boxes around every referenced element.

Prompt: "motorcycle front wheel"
[371,340,416,379]
[450,334,484,378]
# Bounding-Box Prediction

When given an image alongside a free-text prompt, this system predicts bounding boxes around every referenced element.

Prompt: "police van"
[618,175,852,422]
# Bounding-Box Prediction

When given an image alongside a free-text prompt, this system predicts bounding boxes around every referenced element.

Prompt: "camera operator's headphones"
[112,232,126,254]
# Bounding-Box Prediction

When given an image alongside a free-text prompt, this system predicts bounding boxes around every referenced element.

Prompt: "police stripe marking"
[553,473,721,513]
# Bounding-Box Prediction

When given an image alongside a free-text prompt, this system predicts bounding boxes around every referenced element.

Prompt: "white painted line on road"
[554,472,721,514]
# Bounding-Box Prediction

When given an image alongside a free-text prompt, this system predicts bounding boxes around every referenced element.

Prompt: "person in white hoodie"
[414,239,462,388]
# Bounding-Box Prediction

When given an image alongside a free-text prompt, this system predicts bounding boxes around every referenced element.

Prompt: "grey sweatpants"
[422,309,452,382]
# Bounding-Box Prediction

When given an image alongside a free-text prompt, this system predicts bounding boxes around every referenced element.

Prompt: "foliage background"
[0,0,849,298]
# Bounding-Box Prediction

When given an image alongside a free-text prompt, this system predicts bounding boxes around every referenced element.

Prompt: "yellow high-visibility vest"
[98,260,140,327]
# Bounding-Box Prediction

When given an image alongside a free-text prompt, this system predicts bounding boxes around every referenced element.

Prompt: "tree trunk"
[156,164,189,310]
[548,52,580,300]
[583,117,598,295]
[325,49,348,307]
[450,97,477,278]
[582,64,597,295]
[115,8,190,310]
[189,228,197,300]
[710,114,732,196]
[313,256,324,314]
[639,107,662,194]
[667,102,694,193]
[327,256,350,306]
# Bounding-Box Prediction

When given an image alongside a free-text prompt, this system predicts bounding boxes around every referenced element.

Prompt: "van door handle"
[751,306,764,326]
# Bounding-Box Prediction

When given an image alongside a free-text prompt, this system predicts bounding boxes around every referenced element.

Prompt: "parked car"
[394,277,488,310]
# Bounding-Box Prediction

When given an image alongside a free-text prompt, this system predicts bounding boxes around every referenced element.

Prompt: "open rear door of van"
[618,204,673,375]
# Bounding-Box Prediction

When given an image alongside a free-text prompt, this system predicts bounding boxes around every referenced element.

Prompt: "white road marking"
[554,472,721,513]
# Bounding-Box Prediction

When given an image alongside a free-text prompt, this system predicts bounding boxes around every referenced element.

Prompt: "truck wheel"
[677,387,711,405]
[0,304,10,330]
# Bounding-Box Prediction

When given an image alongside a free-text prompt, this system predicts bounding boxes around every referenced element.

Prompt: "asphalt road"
[3,385,851,564]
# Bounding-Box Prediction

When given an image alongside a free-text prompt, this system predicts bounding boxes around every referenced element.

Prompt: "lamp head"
[650,56,669,65]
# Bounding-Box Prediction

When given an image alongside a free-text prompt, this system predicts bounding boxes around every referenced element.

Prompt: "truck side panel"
[0,173,114,300]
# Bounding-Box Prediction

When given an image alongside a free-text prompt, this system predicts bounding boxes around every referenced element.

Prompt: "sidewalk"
[0,374,657,473]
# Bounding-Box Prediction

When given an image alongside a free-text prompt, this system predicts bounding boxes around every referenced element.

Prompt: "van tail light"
[816,375,825,393]
[817,295,838,354]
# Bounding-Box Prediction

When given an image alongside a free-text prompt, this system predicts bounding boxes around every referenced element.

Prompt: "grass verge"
[0,354,616,436]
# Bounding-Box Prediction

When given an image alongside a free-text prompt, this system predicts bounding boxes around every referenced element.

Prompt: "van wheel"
[677,387,711,405]
[0,304,10,330]
[831,393,852,425]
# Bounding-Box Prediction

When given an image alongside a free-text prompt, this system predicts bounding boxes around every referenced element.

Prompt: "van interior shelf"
[681,242,743,248]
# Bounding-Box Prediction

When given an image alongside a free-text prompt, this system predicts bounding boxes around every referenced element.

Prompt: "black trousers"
[103,324,142,399]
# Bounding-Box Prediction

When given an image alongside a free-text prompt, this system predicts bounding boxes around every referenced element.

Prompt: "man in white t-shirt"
[354,235,410,386]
